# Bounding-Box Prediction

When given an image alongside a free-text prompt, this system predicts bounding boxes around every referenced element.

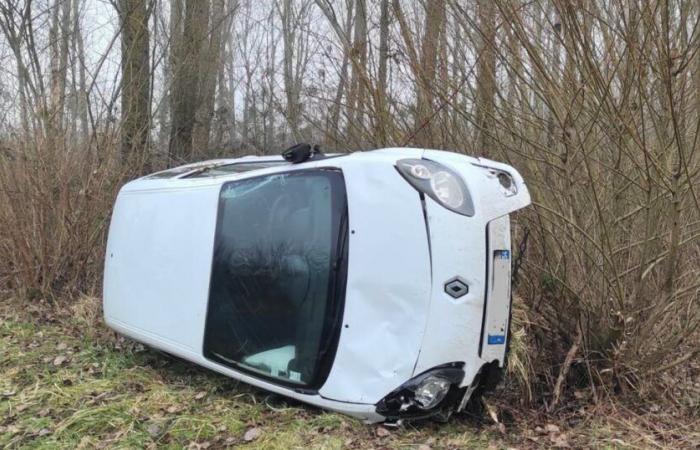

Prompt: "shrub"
[0,138,125,299]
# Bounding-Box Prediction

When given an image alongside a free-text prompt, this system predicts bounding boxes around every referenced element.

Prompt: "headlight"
[396,159,474,216]
[495,170,517,196]
[375,365,465,418]
[413,375,452,409]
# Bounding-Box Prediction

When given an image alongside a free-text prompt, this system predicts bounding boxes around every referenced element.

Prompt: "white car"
[103,147,531,423]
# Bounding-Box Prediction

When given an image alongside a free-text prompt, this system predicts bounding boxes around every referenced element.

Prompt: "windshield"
[203,169,347,388]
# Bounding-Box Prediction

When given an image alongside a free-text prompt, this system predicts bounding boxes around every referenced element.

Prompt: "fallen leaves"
[545,423,560,434]
[375,426,391,437]
[15,402,30,412]
[549,432,571,448]
[166,404,182,414]
[533,423,570,448]
[146,423,161,437]
[243,427,262,442]
[2,425,21,435]
[52,355,68,366]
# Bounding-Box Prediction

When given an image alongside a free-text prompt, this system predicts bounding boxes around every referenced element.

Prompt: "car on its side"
[103,147,531,423]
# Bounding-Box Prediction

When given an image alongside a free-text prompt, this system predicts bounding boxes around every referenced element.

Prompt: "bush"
[0,139,125,298]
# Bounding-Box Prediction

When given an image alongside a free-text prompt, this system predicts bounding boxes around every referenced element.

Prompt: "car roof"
[122,148,434,193]
[142,155,290,180]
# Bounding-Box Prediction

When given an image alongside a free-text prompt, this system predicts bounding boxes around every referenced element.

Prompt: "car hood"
[318,152,433,404]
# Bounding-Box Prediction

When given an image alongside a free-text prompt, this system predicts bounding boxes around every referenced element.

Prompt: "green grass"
[2,297,698,449]
[0,301,498,449]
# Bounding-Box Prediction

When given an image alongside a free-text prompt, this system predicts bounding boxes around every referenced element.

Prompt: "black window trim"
[202,167,349,393]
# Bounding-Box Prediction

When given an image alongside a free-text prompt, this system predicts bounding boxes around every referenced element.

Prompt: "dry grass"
[0,296,498,449]
[0,140,127,298]
[2,295,698,449]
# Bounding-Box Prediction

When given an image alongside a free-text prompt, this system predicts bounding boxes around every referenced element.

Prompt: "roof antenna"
[282,143,324,164]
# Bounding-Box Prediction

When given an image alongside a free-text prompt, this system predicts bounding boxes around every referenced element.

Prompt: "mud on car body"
[103,147,531,423]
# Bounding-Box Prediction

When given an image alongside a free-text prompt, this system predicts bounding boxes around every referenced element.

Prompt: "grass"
[1,296,698,449]
[0,297,497,449]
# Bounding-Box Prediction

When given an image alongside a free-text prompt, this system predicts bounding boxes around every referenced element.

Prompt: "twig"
[550,327,583,410]
[646,349,700,375]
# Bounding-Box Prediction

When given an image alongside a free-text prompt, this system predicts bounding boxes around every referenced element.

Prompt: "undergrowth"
[0,297,498,449]
[2,296,699,449]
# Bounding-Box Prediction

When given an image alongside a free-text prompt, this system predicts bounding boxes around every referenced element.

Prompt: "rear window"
[203,169,347,388]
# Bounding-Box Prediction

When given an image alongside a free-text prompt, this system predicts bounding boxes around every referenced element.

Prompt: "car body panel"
[103,184,219,353]
[317,157,431,404]
[411,151,530,388]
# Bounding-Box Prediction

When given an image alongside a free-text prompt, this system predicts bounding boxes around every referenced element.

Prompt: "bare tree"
[213,0,237,149]
[70,0,88,141]
[49,0,71,135]
[169,0,209,161]
[281,0,300,139]
[475,0,495,152]
[347,0,367,142]
[275,0,314,144]
[315,0,355,147]
[193,0,226,153]
[119,0,151,166]
[393,0,445,146]
[376,0,390,145]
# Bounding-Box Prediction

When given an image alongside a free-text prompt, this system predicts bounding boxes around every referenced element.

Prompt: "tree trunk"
[49,0,71,137]
[119,0,151,168]
[16,46,30,136]
[317,0,354,148]
[214,0,235,149]
[71,0,88,141]
[282,0,300,140]
[376,0,390,145]
[413,0,445,147]
[169,0,209,162]
[193,0,225,155]
[475,0,496,153]
[347,0,367,143]
[265,5,277,148]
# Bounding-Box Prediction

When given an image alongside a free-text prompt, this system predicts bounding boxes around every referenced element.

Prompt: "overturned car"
[103,147,531,423]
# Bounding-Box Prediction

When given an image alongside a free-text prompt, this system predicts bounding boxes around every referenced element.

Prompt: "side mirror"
[282,143,324,164]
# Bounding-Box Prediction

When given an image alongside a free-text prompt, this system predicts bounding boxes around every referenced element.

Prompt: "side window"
[203,170,347,387]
